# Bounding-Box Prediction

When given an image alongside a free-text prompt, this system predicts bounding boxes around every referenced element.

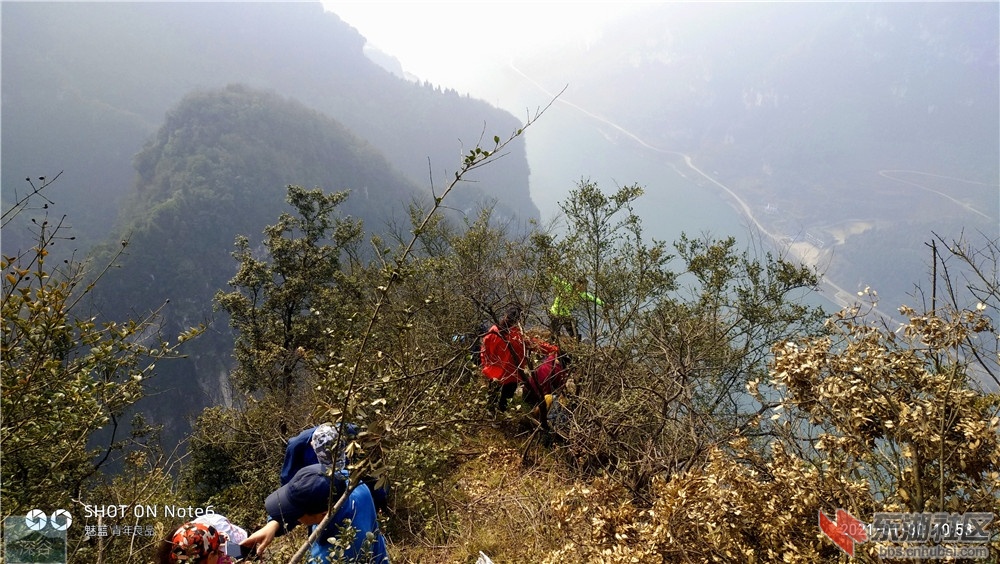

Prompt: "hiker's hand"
[242,520,280,555]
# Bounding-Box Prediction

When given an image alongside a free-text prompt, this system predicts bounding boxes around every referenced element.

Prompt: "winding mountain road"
[509,63,862,306]
[878,170,995,221]
[510,62,994,321]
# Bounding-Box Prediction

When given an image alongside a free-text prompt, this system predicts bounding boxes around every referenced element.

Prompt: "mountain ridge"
[87,84,429,447]
[1,1,537,255]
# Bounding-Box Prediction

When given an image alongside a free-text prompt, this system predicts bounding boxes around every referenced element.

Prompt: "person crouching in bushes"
[154,513,247,564]
[281,422,389,513]
[242,463,389,563]
[480,304,557,412]
[523,349,570,431]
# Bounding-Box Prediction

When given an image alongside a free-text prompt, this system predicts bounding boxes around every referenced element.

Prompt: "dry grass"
[388,424,576,564]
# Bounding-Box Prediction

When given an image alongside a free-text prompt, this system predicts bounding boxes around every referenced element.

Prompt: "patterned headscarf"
[170,522,221,562]
[310,423,346,473]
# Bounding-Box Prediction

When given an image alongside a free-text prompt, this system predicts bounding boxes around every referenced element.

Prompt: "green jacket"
[549,276,604,317]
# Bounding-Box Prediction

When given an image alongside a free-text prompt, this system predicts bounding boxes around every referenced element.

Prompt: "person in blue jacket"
[280,424,347,485]
[280,423,388,511]
[242,463,389,563]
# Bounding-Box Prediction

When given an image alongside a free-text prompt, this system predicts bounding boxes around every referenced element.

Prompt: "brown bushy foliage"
[545,439,872,563]
[772,302,1000,516]
[541,283,999,563]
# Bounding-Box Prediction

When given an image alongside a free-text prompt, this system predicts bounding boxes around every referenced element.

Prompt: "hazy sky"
[326,1,643,99]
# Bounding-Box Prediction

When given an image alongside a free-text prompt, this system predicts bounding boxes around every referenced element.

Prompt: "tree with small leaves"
[1,175,202,557]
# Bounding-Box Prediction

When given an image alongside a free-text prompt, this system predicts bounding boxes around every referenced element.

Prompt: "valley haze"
[1,0,997,509]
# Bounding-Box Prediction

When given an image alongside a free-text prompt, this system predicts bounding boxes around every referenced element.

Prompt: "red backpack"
[532,352,566,395]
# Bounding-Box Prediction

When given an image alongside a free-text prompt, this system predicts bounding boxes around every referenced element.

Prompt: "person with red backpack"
[523,350,570,431]
[480,304,556,412]
[529,351,569,398]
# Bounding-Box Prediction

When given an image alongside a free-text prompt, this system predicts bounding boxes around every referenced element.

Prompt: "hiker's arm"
[242,519,282,553]
[581,291,605,306]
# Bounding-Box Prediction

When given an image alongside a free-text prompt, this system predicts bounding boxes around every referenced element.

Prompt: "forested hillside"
[1,1,535,254]
[3,3,998,562]
[5,136,998,560]
[85,84,428,445]
[3,0,537,453]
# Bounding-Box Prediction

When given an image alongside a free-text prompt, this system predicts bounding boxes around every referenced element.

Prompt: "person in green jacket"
[549,275,604,340]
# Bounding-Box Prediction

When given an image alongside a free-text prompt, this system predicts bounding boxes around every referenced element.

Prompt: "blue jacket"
[311,482,389,563]
[281,424,388,510]
[280,427,320,485]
